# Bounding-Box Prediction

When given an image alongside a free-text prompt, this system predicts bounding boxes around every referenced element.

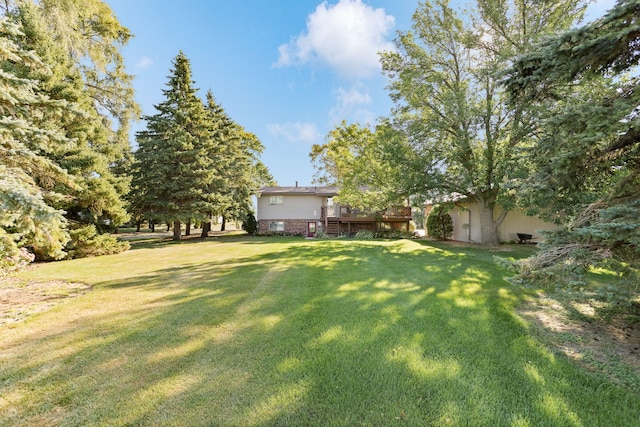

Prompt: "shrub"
[314,231,330,239]
[0,234,35,274]
[256,231,304,237]
[242,213,258,235]
[426,205,453,240]
[66,225,130,259]
[354,230,375,240]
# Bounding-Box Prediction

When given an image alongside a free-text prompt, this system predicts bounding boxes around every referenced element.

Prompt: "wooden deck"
[320,205,412,236]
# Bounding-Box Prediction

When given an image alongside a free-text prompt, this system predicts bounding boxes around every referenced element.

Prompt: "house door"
[307,222,317,237]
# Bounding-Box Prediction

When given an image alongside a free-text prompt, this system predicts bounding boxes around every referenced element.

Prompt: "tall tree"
[379,0,587,244]
[504,0,640,295]
[0,16,75,269]
[12,2,131,230]
[199,93,275,237]
[131,52,219,241]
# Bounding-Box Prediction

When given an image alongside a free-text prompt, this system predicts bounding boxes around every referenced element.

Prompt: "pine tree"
[13,3,130,230]
[505,0,640,299]
[0,16,74,269]
[131,52,218,241]
[199,92,274,237]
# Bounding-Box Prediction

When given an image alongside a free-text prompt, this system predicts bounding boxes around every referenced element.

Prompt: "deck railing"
[321,205,411,220]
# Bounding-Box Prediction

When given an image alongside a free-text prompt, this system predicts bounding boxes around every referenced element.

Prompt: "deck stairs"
[326,218,340,237]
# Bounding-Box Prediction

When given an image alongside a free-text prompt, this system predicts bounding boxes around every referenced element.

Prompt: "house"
[425,199,559,243]
[256,186,412,237]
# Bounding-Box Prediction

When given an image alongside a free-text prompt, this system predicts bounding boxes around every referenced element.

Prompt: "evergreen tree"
[0,16,74,269]
[505,0,640,298]
[13,2,131,231]
[426,205,454,240]
[131,52,218,241]
[199,92,274,237]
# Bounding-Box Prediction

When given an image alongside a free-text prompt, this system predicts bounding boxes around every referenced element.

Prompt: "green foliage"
[65,225,129,259]
[130,52,219,240]
[0,237,35,274]
[0,16,74,267]
[13,1,136,229]
[314,230,330,240]
[310,120,410,210]
[353,229,375,240]
[426,205,453,240]
[130,54,272,240]
[1,1,138,270]
[376,0,587,244]
[505,0,640,301]
[241,213,258,235]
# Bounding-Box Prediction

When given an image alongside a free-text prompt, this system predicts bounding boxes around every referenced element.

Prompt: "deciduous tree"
[379,0,587,244]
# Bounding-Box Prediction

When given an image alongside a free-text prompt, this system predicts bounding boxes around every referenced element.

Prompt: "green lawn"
[1,237,638,426]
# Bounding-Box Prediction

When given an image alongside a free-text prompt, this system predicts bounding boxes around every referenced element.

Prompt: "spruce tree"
[0,16,74,269]
[199,92,274,237]
[131,52,217,241]
[505,0,640,299]
[13,3,130,230]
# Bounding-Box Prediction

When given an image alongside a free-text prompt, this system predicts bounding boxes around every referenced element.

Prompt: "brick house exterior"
[257,186,412,237]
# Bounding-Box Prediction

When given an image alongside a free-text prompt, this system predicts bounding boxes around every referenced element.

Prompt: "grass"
[1,237,639,426]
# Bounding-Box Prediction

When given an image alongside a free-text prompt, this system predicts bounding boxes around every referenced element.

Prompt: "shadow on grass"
[1,239,638,425]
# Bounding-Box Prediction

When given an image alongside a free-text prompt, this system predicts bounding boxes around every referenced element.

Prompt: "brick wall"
[258,219,316,235]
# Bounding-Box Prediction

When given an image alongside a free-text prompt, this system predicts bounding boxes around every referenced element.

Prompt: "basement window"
[269,221,285,232]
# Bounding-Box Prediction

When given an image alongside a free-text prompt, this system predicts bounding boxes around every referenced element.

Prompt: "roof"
[258,186,338,197]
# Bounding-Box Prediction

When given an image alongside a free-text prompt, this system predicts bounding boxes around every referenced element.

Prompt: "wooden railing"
[321,205,411,220]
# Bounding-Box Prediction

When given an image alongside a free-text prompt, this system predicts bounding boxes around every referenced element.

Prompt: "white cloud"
[135,56,154,69]
[275,0,395,79]
[329,85,375,124]
[267,122,322,144]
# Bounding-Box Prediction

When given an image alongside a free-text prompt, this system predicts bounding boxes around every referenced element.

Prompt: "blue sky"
[105,0,616,186]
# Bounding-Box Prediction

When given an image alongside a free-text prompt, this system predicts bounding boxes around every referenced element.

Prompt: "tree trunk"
[221,216,226,231]
[201,220,211,238]
[172,220,181,241]
[185,220,191,236]
[477,196,499,245]
[150,220,155,232]
[136,220,141,232]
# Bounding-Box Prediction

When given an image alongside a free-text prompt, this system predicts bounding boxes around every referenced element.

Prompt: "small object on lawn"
[517,233,534,244]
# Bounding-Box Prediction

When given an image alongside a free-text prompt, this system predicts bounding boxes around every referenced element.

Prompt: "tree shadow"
[1,239,638,425]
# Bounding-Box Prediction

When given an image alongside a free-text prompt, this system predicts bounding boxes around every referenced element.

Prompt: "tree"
[310,120,410,210]
[426,205,453,240]
[504,0,640,297]
[0,16,74,268]
[242,213,258,235]
[131,52,210,240]
[379,0,588,244]
[12,2,132,229]
[199,92,274,237]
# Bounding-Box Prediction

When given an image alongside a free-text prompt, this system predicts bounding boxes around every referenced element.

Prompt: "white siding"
[446,203,559,243]
[257,194,324,220]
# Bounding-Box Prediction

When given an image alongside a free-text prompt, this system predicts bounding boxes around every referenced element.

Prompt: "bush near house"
[427,204,453,240]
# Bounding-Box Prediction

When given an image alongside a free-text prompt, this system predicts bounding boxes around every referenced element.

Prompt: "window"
[269,221,285,232]
[269,196,283,205]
